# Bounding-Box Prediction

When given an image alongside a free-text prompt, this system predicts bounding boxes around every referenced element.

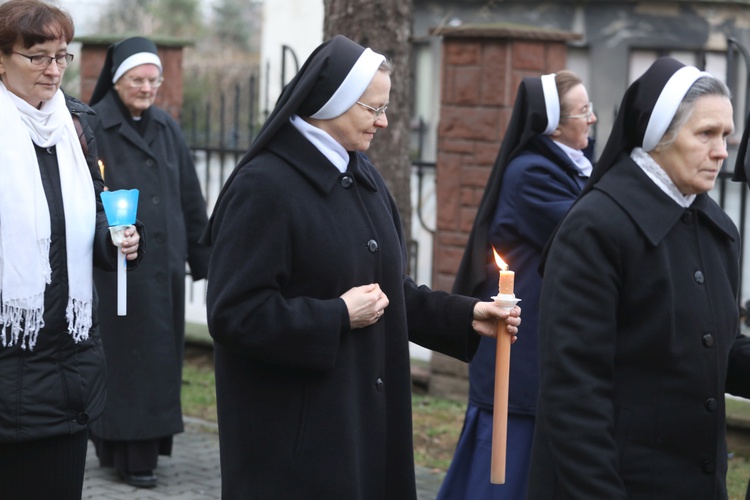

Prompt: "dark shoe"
[120,470,157,488]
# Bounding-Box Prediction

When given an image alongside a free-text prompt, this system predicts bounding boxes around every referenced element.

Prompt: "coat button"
[145,159,155,167]
[694,271,704,284]
[151,196,161,205]
[375,378,384,392]
[705,398,717,412]
[367,240,379,253]
[340,175,353,188]
[75,411,89,425]
[702,334,714,347]
[702,459,715,474]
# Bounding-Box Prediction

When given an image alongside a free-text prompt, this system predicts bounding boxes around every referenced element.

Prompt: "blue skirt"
[437,404,535,500]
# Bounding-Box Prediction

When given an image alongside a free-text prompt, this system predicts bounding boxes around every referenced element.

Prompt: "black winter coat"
[88,91,210,441]
[0,95,120,442]
[206,123,481,499]
[527,156,750,499]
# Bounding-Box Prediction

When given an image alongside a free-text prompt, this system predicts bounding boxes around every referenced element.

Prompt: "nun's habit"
[86,36,211,487]
[439,74,590,500]
[527,57,750,499]
[204,35,483,499]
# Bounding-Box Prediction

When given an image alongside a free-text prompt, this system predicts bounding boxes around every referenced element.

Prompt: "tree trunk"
[323,0,414,270]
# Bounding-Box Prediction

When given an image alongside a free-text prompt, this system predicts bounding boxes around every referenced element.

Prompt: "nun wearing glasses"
[527,57,750,499]
[87,36,210,488]
[439,70,595,500]
[202,34,520,499]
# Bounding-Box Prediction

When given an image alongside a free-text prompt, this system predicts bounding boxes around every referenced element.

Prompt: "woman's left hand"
[471,303,521,342]
[119,226,140,261]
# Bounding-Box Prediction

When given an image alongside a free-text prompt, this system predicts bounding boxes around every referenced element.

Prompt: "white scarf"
[553,140,593,177]
[631,147,696,208]
[0,82,95,350]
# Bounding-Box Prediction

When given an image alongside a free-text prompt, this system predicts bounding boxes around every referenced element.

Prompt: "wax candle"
[493,248,515,297]
[98,160,105,181]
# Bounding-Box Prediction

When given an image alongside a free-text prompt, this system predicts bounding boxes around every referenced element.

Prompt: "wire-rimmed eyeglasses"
[356,101,388,119]
[562,102,594,121]
[13,51,73,69]
[123,76,165,89]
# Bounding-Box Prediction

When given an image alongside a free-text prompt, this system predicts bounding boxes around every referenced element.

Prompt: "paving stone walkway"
[82,417,444,499]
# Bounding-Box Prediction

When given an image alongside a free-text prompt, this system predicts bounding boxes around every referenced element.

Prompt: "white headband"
[311,48,385,120]
[112,53,163,84]
[541,73,560,135]
[642,65,711,151]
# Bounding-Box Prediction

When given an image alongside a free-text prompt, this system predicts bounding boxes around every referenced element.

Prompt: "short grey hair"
[654,76,731,150]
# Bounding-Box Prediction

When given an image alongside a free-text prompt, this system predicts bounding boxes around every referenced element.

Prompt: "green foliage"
[211,0,256,51]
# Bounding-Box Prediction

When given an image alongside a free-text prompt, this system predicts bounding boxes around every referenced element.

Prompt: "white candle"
[117,248,127,316]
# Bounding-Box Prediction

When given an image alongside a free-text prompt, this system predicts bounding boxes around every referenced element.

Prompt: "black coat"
[88,91,210,441]
[527,156,750,499]
[0,95,119,442]
[206,123,480,499]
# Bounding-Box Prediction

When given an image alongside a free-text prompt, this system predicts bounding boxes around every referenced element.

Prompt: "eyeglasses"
[123,76,164,89]
[562,102,594,121]
[356,101,388,119]
[13,51,73,69]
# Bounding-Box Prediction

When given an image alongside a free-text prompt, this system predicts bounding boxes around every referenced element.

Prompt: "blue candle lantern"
[101,189,139,226]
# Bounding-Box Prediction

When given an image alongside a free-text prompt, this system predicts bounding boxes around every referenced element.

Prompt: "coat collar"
[94,90,167,157]
[595,154,736,246]
[264,122,379,195]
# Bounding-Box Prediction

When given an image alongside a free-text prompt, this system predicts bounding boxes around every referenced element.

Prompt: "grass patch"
[411,395,466,474]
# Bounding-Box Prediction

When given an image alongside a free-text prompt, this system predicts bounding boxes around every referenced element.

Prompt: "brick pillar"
[429,25,580,402]
[76,36,189,120]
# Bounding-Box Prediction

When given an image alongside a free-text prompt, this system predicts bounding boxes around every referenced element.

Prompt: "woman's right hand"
[340,283,389,329]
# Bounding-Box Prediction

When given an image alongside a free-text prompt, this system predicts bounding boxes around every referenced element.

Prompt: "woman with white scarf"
[0,1,141,498]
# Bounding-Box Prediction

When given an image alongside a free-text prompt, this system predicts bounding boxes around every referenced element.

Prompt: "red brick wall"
[77,38,186,120]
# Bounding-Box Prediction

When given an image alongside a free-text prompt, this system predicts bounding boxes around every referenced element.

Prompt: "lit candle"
[491,247,513,484]
[98,159,105,181]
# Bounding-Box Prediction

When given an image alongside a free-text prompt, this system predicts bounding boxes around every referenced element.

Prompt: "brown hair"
[555,69,583,115]
[0,0,74,54]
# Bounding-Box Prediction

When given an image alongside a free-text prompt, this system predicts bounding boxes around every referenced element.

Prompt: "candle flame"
[492,247,508,271]
[98,160,105,180]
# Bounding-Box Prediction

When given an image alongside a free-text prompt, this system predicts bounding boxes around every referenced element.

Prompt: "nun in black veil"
[202,35,520,499]
[527,56,750,499]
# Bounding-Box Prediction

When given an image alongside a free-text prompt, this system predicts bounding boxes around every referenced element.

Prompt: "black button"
[75,411,89,425]
[367,240,379,253]
[702,334,714,347]
[705,398,717,412]
[375,378,384,392]
[681,211,693,224]
[702,459,715,474]
[694,271,704,284]
[146,159,155,167]
[340,175,353,188]
[151,196,160,205]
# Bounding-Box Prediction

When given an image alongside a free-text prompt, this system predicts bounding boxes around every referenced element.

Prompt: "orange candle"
[499,268,514,296]
[491,247,512,484]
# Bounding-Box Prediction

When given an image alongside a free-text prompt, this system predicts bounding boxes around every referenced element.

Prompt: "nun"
[527,56,750,499]
[86,36,211,488]
[439,70,595,500]
[202,34,520,499]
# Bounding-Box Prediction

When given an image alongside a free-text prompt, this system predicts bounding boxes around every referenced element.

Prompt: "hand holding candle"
[490,247,520,484]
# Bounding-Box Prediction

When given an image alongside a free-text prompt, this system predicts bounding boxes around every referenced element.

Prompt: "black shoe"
[120,470,157,488]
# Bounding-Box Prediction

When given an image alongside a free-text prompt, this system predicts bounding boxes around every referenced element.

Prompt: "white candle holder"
[491,295,521,311]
